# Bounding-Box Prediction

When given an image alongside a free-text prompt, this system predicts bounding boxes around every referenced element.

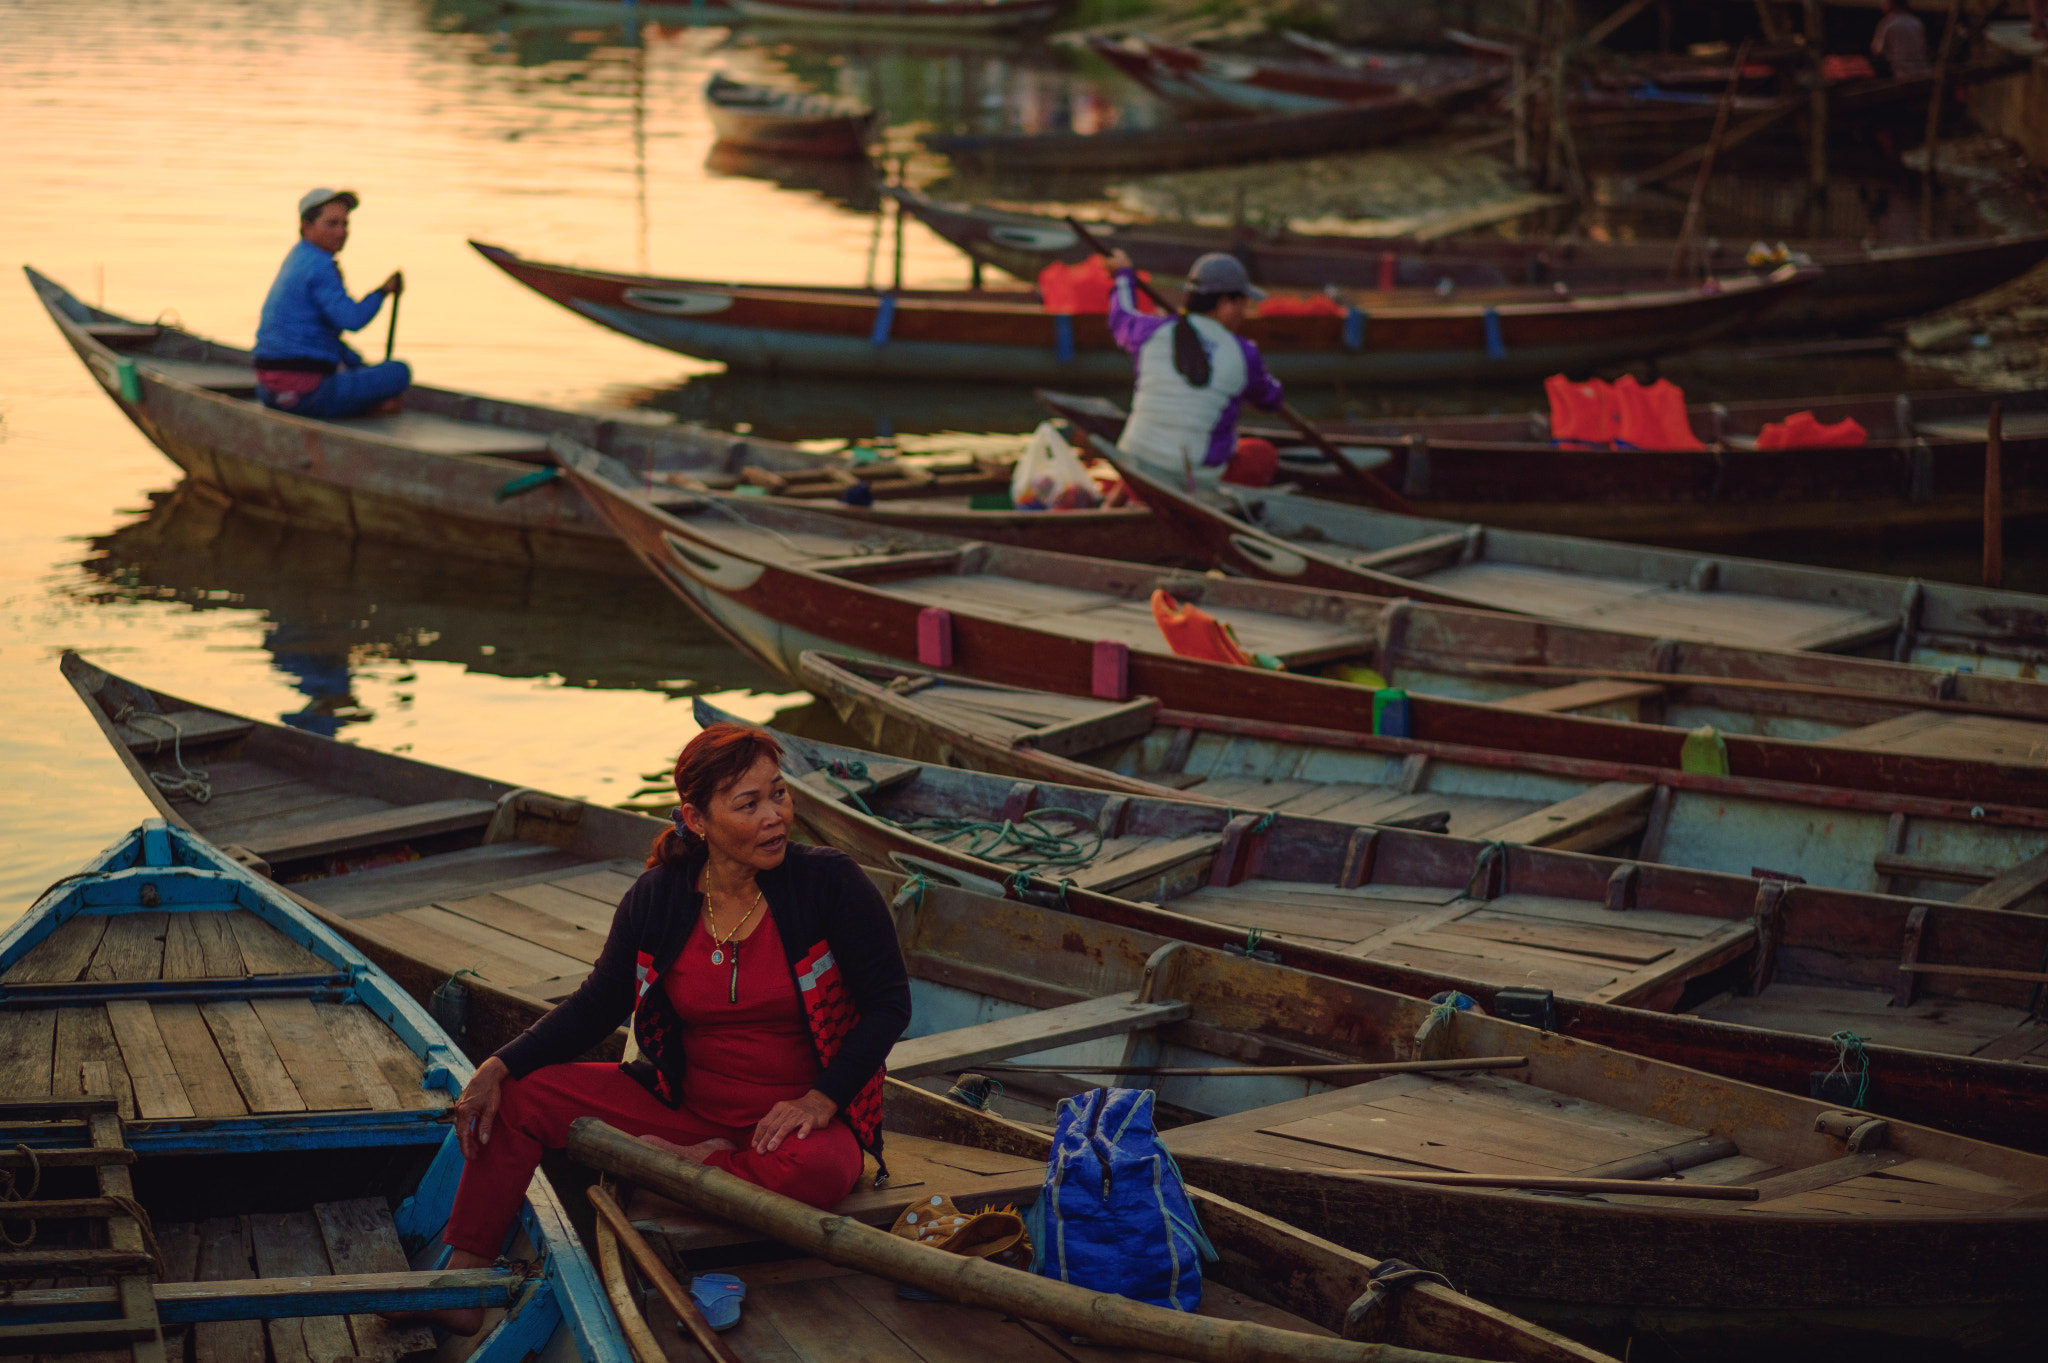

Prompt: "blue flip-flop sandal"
[687,1273,746,1331]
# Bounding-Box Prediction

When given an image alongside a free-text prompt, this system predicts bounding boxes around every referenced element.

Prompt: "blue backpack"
[1026,1088,1215,1310]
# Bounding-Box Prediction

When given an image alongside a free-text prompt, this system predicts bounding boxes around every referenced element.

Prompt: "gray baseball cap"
[1187,252,1266,301]
[298,187,360,218]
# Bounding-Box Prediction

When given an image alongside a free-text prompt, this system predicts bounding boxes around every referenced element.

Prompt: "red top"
[660,913,820,1128]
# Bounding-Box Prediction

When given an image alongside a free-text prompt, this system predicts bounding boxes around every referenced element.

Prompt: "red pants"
[443,1062,864,1257]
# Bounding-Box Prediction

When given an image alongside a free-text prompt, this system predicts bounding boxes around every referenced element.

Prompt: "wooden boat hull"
[925,71,1502,175]
[0,820,629,1363]
[731,687,2048,1153]
[1094,453,2048,670]
[474,242,1813,384]
[729,0,1066,29]
[551,446,2048,811]
[896,189,2048,335]
[705,74,875,157]
[849,867,2048,1358]
[1042,387,2048,550]
[1092,33,1504,116]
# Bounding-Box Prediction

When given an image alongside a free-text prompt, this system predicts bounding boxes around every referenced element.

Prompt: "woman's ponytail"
[1172,312,1212,388]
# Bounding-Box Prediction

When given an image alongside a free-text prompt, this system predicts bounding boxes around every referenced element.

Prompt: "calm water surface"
[4,0,2043,911]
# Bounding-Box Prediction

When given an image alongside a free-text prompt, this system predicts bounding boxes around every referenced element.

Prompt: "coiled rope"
[823,759,1103,872]
[111,704,212,804]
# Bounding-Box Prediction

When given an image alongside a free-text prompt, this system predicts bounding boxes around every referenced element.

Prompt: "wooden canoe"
[474,241,1815,385]
[713,690,2048,1148]
[1040,387,2048,549]
[796,648,2048,903]
[549,440,2048,810]
[1089,32,1505,116]
[728,0,1068,30]
[0,819,627,1363]
[922,70,1505,176]
[704,72,875,158]
[849,869,2048,1357]
[1086,454,2048,670]
[589,1089,1612,1363]
[895,187,2048,335]
[24,266,1176,567]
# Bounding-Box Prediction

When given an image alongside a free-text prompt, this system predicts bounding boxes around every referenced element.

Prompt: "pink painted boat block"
[1092,639,1129,700]
[918,607,954,668]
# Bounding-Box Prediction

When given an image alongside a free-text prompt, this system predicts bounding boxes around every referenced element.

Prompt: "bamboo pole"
[976,1056,1527,1079]
[1985,399,2005,588]
[567,1119,1491,1363]
[1332,1171,1758,1200]
[1802,0,1828,217]
[588,1184,744,1363]
[1673,40,1755,275]
[1921,0,1967,240]
[592,1210,672,1363]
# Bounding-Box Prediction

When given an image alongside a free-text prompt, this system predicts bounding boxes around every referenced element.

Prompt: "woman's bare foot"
[640,1133,738,1163]
[379,1246,492,1335]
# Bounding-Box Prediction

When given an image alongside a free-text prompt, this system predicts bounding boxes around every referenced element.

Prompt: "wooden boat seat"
[1416,562,1896,652]
[889,991,1192,1079]
[1493,678,1666,715]
[240,797,498,864]
[628,1133,1047,1256]
[1693,982,2045,1058]
[795,758,922,803]
[1349,529,1473,573]
[1825,710,2048,769]
[1918,413,2048,441]
[0,912,442,1121]
[1479,781,1655,852]
[329,411,552,457]
[110,707,254,751]
[1743,1155,2040,1215]
[1067,832,1226,894]
[131,355,259,390]
[83,323,162,345]
[155,1198,436,1361]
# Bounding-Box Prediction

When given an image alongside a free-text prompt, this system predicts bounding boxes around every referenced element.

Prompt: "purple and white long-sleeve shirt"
[1107,269,1283,474]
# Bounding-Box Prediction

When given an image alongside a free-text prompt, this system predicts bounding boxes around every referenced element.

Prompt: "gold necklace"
[704,882,763,1004]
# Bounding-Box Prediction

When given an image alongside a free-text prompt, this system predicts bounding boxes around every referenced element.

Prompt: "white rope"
[111,704,212,804]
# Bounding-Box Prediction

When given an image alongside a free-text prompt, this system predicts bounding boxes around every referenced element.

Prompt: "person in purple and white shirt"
[1105,249,1284,490]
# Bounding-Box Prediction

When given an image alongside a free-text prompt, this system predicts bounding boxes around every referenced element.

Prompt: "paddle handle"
[589,1183,743,1363]
[1062,218,1416,515]
[384,288,401,363]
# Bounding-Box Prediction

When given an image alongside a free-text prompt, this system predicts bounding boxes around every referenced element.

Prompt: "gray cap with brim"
[1186,252,1266,301]
[298,187,360,218]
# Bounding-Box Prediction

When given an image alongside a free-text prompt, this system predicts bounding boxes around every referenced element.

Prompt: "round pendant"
[710,948,725,965]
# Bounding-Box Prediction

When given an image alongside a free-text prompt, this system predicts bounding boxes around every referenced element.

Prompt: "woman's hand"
[451,1056,508,1160]
[1103,249,1134,273]
[381,270,405,296]
[752,1089,836,1154]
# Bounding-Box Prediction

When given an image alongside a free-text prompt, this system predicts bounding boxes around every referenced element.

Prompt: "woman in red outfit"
[409,723,911,1332]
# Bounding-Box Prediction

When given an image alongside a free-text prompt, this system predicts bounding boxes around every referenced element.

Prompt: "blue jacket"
[254,240,386,366]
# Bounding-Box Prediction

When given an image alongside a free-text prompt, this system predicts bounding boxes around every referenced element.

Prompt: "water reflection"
[70,484,789,715]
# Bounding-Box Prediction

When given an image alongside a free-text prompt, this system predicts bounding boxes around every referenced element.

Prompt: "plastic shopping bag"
[1011,421,1102,511]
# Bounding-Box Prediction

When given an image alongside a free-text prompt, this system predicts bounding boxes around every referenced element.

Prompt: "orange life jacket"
[1151,589,1251,666]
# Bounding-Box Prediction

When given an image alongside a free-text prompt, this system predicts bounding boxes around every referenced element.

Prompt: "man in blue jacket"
[253,189,408,418]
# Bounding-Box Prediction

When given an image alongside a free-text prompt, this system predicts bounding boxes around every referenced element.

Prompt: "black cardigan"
[494,844,912,1117]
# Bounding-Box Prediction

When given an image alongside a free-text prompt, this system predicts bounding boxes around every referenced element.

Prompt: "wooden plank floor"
[1167,1073,2043,1216]
[158,1200,433,1363]
[1693,983,2047,1060]
[1416,562,1891,652]
[0,913,437,1119]
[1170,882,1748,1003]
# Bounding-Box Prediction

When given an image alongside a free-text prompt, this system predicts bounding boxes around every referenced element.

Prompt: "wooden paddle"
[384,278,402,362]
[1061,216,1417,514]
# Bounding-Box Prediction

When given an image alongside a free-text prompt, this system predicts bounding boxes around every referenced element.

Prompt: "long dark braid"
[1171,290,1229,387]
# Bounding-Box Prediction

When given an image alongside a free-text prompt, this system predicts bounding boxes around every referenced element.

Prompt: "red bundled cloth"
[1038,255,1157,315]
[1224,437,1279,487]
[1755,411,1868,450]
[1611,374,1704,451]
[1258,294,1347,317]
